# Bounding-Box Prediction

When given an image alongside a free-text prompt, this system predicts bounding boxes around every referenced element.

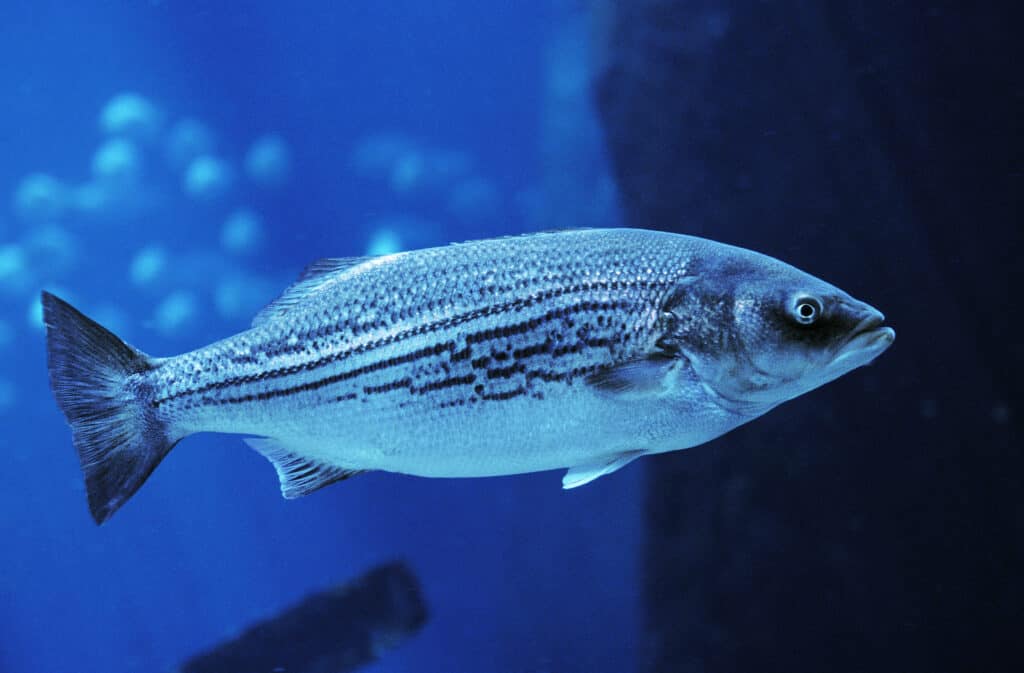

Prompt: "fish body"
[43,229,895,523]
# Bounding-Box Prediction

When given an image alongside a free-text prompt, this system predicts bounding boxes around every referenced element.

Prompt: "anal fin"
[562,451,646,489]
[245,437,365,499]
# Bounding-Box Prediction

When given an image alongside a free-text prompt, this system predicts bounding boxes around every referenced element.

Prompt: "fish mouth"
[830,312,896,370]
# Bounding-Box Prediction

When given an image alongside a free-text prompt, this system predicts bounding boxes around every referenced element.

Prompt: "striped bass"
[43,228,895,524]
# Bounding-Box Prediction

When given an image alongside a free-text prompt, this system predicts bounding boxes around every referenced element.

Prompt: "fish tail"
[42,291,178,525]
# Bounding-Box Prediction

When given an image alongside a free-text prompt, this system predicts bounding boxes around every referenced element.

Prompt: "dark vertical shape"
[594,1,1021,672]
[175,562,427,673]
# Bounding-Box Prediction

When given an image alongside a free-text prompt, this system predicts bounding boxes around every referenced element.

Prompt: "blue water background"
[0,2,639,672]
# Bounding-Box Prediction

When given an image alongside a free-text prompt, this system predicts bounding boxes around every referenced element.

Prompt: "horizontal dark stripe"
[363,377,411,395]
[512,340,552,359]
[486,363,525,380]
[400,363,606,411]
[480,385,528,402]
[217,305,626,406]
[207,341,611,409]
[412,373,476,395]
[176,343,453,406]
[156,280,659,407]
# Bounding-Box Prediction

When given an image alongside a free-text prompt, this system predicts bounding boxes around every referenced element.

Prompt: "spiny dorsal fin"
[244,437,365,498]
[251,256,372,327]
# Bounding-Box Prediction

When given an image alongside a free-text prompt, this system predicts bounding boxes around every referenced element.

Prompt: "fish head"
[662,250,895,414]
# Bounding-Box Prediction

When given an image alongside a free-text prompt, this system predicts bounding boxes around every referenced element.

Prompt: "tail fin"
[42,291,177,525]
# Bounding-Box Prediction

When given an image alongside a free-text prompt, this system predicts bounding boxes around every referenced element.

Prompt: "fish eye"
[792,295,823,325]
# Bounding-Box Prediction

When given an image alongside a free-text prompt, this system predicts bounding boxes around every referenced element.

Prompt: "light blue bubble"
[154,291,198,335]
[13,173,67,224]
[366,229,404,256]
[129,245,168,287]
[184,155,233,201]
[100,92,164,142]
[244,135,291,186]
[0,244,31,295]
[92,138,143,187]
[221,208,265,256]
[389,151,426,194]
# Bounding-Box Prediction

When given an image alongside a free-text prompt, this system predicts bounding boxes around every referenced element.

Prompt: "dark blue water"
[1,2,639,672]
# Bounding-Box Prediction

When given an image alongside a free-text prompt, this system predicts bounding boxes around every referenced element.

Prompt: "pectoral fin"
[585,355,676,397]
[562,451,646,489]
[245,437,365,499]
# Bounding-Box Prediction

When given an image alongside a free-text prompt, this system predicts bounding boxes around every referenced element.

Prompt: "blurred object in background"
[220,207,265,256]
[537,3,619,232]
[175,561,428,673]
[183,154,234,202]
[99,91,165,144]
[245,134,292,187]
[129,244,169,289]
[1,90,293,380]
[165,118,217,171]
[13,173,68,225]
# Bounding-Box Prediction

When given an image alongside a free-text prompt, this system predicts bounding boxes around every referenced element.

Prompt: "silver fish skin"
[42,228,895,523]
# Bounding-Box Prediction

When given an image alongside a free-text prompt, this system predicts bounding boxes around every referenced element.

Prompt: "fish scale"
[42,227,895,523]
[153,231,684,478]
[153,228,679,428]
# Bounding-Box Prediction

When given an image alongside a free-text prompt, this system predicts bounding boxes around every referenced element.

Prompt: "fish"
[42,228,895,524]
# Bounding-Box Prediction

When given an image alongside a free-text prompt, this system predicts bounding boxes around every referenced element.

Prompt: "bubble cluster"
[1,91,296,415]
[348,132,517,254]
[350,133,482,204]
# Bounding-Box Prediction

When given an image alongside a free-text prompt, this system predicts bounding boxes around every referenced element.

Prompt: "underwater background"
[0,2,1019,672]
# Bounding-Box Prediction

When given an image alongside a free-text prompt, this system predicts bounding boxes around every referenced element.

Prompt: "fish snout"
[831,300,895,368]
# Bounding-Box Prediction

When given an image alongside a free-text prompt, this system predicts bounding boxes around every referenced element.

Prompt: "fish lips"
[829,312,896,371]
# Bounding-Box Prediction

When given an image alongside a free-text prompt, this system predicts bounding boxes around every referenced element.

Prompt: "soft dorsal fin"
[251,256,371,327]
[245,437,365,498]
[296,257,369,283]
